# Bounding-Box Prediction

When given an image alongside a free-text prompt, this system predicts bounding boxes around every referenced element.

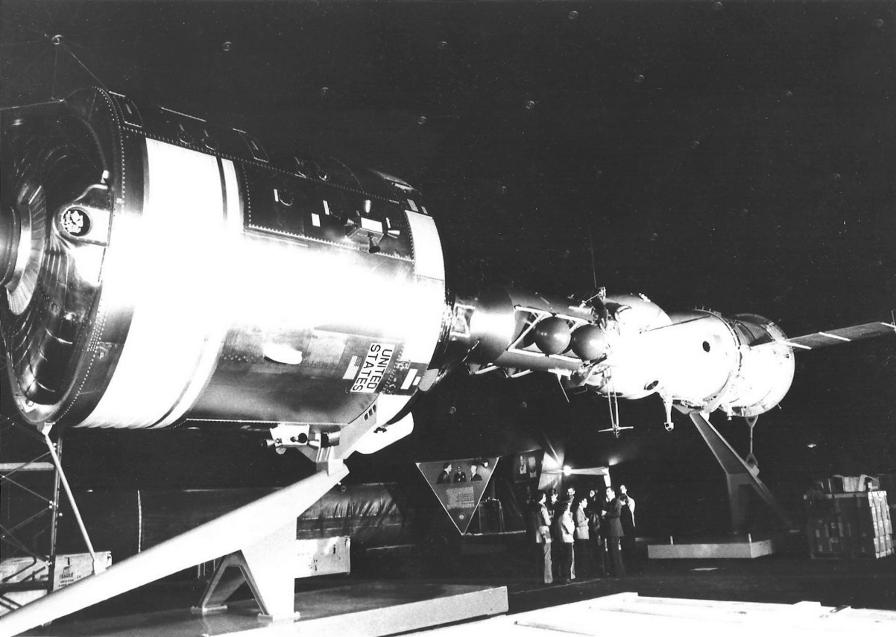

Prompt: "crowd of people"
[528,484,637,584]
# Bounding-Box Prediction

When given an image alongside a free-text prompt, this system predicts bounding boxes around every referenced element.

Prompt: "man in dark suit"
[470,462,483,481]
[601,486,626,577]
[587,489,607,576]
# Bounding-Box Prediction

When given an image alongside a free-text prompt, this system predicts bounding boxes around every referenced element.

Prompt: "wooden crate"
[807,491,892,559]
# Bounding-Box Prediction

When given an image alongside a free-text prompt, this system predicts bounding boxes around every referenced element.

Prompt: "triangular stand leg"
[193,522,298,620]
[194,556,247,614]
[686,411,793,532]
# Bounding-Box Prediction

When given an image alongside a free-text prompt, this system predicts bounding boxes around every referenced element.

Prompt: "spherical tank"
[569,324,608,361]
[465,288,594,372]
[533,317,571,355]
[0,89,448,430]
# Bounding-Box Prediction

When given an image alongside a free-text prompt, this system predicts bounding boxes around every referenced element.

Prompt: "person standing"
[588,489,607,576]
[548,489,560,580]
[565,484,578,576]
[554,498,575,583]
[619,484,637,572]
[573,495,591,578]
[564,485,577,579]
[601,486,626,577]
[531,492,553,584]
[436,463,452,484]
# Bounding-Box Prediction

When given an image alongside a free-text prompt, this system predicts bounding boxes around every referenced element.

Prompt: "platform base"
[425,592,896,637]
[647,537,775,559]
[26,581,508,636]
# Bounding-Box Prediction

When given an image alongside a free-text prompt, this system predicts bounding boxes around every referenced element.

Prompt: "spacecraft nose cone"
[0,203,21,287]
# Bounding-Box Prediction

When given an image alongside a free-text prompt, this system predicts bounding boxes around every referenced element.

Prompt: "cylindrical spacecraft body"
[720,313,795,417]
[0,88,448,430]
[583,294,673,399]
[651,311,794,416]
[593,309,794,415]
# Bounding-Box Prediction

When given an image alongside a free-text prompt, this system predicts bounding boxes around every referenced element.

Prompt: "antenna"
[587,221,597,289]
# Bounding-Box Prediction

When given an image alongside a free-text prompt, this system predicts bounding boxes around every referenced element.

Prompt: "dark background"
[3,1,896,536]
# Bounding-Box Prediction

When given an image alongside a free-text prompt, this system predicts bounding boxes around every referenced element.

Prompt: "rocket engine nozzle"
[0,204,21,287]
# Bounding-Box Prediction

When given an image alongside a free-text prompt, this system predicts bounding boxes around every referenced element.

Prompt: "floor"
[15,541,896,635]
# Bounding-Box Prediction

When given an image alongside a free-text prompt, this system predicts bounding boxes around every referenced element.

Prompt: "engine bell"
[0,204,19,286]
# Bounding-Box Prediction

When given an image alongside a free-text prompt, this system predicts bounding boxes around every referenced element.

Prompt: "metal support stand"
[685,411,792,533]
[0,418,61,613]
[40,432,102,576]
[193,522,299,619]
[744,416,759,469]
[0,463,349,636]
[0,392,395,635]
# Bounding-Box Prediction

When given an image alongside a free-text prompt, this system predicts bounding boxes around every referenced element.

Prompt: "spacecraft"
[2,88,893,446]
[451,288,893,436]
[0,88,893,633]
[0,87,448,460]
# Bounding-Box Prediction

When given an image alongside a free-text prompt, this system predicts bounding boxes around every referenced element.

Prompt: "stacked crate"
[868,491,894,557]
[808,490,894,558]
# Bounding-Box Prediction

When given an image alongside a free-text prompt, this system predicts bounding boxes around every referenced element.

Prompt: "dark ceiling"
[2,1,895,491]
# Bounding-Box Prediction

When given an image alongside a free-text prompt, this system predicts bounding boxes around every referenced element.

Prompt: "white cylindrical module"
[586,309,795,416]
[649,311,743,404]
[0,88,448,431]
[721,314,795,417]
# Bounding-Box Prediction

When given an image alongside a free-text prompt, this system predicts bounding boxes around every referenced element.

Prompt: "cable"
[50,45,59,99]
[0,39,48,49]
[0,100,64,113]
[59,42,109,91]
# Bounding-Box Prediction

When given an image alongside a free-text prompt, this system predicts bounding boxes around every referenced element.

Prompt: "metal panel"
[79,140,228,428]
[780,321,896,350]
[406,211,444,281]
[154,158,243,428]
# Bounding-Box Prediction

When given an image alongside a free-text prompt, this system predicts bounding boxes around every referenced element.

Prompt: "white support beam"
[0,463,348,637]
[686,412,792,531]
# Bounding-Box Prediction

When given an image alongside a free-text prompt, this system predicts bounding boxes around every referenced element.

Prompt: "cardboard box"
[52,553,112,590]
[0,552,111,617]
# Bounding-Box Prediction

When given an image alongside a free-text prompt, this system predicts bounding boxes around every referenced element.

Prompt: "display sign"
[514,450,544,483]
[417,457,499,534]
[351,342,395,393]
[510,449,545,513]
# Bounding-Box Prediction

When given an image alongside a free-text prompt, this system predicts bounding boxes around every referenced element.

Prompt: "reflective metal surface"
[0,95,116,425]
[0,88,448,432]
[450,287,795,420]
